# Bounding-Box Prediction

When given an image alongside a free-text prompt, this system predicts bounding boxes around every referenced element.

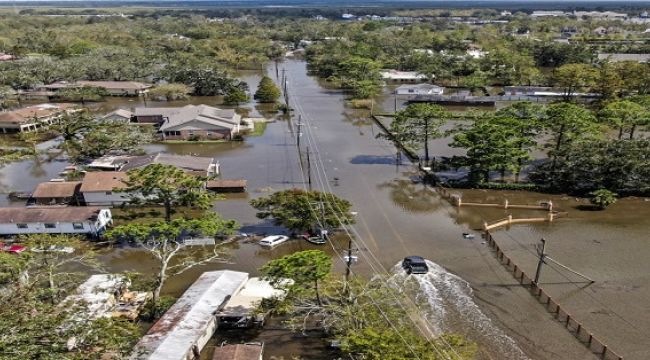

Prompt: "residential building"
[216,277,289,328]
[574,11,627,20]
[30,180,82,206]
[0,103,76,133]
[597,53,650,63]
[100,109,134,123]
[211,343,264,360]
[131,270,250,360]
[80,171,129,206]
[87,153,220,177]
[206,179,247,193]
[40,81,152,96]
[395,84,444,96]
[380,70,428,83]
[0,207,112,236]
[130,105,242,140]
[530,11,567,18]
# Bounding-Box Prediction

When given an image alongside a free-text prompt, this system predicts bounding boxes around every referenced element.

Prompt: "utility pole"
[345,234,353,293]
[306,146,312,191]
[534,238,546,284]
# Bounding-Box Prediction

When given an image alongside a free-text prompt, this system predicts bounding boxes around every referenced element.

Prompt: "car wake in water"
[389,259,530,360]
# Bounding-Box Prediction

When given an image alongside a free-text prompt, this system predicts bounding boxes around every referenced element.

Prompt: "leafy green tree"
[552,63,597,101]
[254,75,281,103]
[250,189,355,234]
[75,123,153,161]
[121,164,215,222]
[148,83,191,101]
[261,250,332,306]
[599,100,648,140]
[223,86,249,105]
[594,61,624,103]
[542,102,598,174]
[450,115,530,183]
[56,86,108,105]
[107,214,238,317]
[51,111,98,154]
[386,103,450,165]
[589,189,617,209]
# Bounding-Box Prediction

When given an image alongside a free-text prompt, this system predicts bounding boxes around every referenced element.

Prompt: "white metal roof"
[131,270,249,360]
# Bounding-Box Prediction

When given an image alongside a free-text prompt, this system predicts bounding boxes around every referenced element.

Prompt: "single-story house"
[100,109,134,123]
[206,179,247,193]
[503,86,598,98]
[597,53,650,63]
[380,70,428,83]
[0,103,76,133]
[131,270,250,360]
[130,105,242,140]
[212,343,263,360]
[0,207,112,236]
[30,181,82,206]
[40,81,152,96]
[217,277,289,328]
[395,84,444,96]
[119,153,220,177]
[80,171,129,207]
[87,153,220,177]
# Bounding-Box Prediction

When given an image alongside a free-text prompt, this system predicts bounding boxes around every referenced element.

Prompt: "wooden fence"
[484,231,624,360]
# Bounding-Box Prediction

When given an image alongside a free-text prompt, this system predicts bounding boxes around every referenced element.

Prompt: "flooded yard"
[1,59,649,360]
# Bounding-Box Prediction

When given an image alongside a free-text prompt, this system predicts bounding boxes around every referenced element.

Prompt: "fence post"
[504,199,509,209]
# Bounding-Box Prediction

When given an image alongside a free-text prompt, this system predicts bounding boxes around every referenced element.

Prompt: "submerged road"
[280,59,596,360]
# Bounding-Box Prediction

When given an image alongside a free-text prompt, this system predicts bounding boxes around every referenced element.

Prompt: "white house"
[80,171,130,206]
[395,84,444,96]
[87,153,220,177]
[100,109,133,123]
[0,207,112,237]
[380,70,428,83]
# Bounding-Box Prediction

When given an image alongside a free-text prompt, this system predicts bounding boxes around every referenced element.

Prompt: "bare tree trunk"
[630,125,636,140]
[164,199,172,223]
[314,279,322,306]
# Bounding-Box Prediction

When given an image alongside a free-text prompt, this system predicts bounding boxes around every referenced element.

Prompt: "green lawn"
[249,121,268,136]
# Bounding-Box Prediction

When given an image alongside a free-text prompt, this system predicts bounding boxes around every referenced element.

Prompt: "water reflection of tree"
[377,179,443,214]
[342,109,373,136]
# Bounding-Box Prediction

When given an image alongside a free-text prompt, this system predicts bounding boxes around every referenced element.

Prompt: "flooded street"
[2,60,649,359]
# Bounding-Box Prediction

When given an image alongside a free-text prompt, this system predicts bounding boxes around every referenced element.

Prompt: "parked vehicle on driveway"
[259,235,289,248]
[0,243,27,254]
[402,256,429,274]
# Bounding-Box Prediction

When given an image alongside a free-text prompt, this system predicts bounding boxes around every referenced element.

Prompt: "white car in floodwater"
[259,235,290,248]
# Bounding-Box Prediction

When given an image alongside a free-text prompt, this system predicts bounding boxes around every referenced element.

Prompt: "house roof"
[211,344,263,360]
[206,179,247,189]
[120,153,216,174]
[80,172,128,192]
[43,81,152,91]
[0,207,105,223]
[131,270,249,360]
[396,84,443,91]
[32,181,81,198]
[152,105,240,132]
[380,70,427,80]
[102,109,134,120]
[0,104,74,125]
[597,53,650,63]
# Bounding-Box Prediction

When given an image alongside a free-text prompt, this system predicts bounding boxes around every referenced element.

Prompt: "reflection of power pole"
[306,146,312,191]
[296,115,303,149]
[534,238,546,284]
[275,60,279,78]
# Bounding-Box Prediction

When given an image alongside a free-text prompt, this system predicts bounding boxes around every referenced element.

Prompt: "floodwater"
[2,60,650,359]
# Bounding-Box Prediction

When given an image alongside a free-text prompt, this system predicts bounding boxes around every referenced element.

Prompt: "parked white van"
[259,235,289,248]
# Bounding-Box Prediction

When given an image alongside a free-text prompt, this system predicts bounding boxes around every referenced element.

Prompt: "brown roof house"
[0,103,76,133]
[40,81,152,96]
[80,171,130,207]
[131,105,242,140]
[0,207,112,237]
[30,181,82,206]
